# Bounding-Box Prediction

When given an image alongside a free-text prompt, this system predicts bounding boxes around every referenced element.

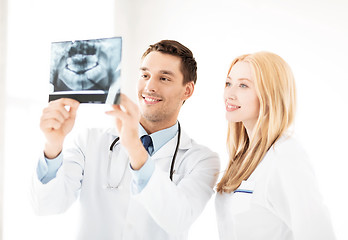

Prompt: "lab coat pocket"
[230,180,255,215]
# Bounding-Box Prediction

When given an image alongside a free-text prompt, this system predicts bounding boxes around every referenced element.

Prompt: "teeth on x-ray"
[49,37,122,104]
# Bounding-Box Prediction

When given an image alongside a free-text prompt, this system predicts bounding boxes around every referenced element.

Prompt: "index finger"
[50,98,80,109]
[117,93,139,115]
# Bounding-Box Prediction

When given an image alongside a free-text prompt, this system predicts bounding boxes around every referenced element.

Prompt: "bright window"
[4,1,115,239]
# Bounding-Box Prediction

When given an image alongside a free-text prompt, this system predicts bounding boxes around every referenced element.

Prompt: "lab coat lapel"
[152,129,191,159]
[106,127,119,138]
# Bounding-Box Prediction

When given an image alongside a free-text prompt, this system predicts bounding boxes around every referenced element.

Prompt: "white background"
[3,0,348,239]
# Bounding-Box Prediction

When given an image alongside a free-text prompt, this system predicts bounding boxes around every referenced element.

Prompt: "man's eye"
[141,74,148,78]
[160,77,169,81]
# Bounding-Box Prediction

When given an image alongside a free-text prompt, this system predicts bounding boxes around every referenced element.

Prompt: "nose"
[228,95,236,100]
[224,86,237,100]
[144,76,157,92]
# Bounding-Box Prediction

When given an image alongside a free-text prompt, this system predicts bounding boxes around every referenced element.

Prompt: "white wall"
[4,0,117,239]
[3,0,348,239]
[1,0,8,238]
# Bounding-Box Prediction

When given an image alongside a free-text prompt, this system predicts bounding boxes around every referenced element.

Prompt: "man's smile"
[142,94,163,104]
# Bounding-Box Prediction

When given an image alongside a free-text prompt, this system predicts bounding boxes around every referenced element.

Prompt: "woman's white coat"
[215,136,335,240]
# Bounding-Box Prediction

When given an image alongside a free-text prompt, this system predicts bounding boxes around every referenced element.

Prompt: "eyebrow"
[238,77,251,82]
[226,76,251,82]
[140,67,175,76]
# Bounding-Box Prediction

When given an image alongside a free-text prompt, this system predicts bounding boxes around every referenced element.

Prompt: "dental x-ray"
[49,37,122,104]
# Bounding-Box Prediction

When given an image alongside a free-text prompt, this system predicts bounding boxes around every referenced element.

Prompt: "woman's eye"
[225,82,231,87]
[240,84,248,88]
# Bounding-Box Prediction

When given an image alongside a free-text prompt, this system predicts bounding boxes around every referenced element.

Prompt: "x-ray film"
[49,37,122,104]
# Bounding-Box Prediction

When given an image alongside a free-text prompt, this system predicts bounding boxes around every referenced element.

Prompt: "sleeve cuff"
[36,152,63,184]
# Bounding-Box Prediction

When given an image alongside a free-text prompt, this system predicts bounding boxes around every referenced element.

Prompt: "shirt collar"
[139,122,178,155]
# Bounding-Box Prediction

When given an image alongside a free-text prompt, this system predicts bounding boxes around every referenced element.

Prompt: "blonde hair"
[216,51,296,193]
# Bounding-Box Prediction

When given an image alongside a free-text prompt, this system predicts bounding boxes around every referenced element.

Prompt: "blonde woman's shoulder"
[269,134,314,175]
[271,134,307,156]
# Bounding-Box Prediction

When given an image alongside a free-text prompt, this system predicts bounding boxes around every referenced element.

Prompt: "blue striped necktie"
[140,135,153,154]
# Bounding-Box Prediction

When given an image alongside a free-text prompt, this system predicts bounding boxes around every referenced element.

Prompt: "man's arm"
[31,98,82,215]
[35,98,79,184]
[36,153,63,184]
[31,131,86,215]
[105,94,148,170]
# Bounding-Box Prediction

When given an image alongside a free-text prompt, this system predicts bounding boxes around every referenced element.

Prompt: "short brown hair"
[142,40,197,85]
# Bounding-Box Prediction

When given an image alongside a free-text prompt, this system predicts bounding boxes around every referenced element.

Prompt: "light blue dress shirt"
[37,122,179,192]
[131,122,178,193]
[37,153,63,184]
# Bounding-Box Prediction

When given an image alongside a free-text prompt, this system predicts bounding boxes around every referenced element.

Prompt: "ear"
[182,81,195,101]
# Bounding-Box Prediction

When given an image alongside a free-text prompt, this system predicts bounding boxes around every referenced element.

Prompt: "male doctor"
[32,40,220,239]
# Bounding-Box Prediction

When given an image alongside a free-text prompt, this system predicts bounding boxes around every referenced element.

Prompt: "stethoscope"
[105,122,181,189]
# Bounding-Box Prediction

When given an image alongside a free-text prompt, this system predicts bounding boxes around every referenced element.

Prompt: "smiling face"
[224,61,260,135]
[137,51,194,132]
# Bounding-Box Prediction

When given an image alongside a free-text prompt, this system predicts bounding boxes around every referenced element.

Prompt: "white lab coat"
[215,135,336,240]
[31,127,220,240]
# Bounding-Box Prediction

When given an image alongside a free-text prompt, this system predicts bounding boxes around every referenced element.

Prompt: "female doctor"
[215,51,336,240]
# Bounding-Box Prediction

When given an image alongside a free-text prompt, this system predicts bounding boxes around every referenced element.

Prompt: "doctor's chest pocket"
[227,180,255,215]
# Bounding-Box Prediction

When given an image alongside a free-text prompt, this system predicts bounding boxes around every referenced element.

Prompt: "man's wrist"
[128,140,149,170]
[44,142,63,159]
